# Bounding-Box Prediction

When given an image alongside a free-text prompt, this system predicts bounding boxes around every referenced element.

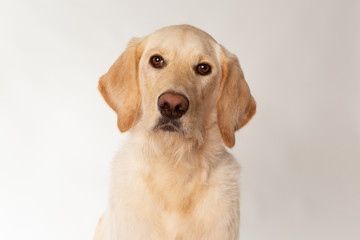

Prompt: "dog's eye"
[150,55,165,68]
[196,63,211,75]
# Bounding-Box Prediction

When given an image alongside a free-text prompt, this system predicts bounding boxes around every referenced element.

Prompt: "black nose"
[157,92,189,119]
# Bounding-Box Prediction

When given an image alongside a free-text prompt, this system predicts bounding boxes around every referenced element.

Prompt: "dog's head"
[98,25,256,148]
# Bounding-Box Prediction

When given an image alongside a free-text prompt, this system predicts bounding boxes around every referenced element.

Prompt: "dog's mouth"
[153,117,183,133]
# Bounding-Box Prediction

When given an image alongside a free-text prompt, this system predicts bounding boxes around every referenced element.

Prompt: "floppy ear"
[216,47,256,148]
[98,38,143,132]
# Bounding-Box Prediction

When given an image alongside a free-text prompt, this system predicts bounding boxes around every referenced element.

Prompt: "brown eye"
[196,63,211,75]
[150,55,165,68]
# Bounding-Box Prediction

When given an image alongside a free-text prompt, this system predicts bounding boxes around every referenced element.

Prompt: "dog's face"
[98,25,256,148]
[138,27,222,143]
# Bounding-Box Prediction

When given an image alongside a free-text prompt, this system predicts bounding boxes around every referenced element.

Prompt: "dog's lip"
[159,124,179,132]
[153,118,183,133]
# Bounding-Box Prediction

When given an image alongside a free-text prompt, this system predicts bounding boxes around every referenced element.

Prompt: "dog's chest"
[109,144,239,239]
[142,162,208,215]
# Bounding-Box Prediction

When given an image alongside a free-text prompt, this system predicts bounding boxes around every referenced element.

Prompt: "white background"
[0,0,359,239]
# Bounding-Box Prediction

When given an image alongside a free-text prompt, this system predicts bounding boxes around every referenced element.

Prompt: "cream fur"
[95,25,256,240]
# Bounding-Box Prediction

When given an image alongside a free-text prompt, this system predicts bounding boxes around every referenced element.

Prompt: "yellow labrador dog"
[94,25,256,240]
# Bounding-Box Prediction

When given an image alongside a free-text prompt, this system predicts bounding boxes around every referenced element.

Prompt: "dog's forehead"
[144,25,219,56]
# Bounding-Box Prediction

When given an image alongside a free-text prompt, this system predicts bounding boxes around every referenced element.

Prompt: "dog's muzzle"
[154,91,189,132]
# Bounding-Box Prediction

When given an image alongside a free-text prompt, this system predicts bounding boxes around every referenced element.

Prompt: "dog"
[94,24,256,240]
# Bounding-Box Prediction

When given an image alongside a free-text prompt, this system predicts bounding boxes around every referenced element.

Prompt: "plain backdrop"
[0,0,359,239]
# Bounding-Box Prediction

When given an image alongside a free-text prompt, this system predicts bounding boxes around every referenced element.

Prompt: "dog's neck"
[127,121,229,214]
[130,119,226,170]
